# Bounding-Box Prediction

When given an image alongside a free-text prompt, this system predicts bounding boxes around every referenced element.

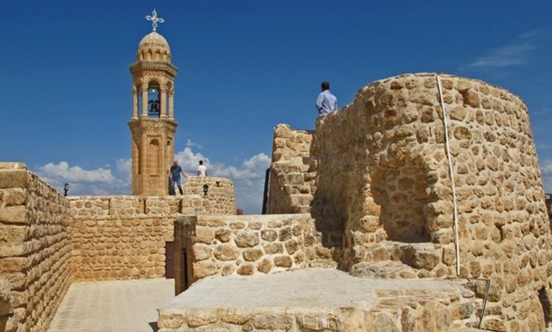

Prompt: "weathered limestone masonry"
[1,279,14,332]
[268,126,315,214]
[0,162,71,332]
[70,176,235,281]
[173,214,336,295]
[268,73,552,330]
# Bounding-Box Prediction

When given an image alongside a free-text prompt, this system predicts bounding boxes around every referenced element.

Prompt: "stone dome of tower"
[137,31,171,62]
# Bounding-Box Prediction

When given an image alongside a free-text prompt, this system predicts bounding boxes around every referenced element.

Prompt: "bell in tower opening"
[148,86,160,117]
[128,9,179,195]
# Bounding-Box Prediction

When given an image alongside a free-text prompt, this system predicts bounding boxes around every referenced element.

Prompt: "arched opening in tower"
[148,81,161,118]
[149,139,160,176]
[371,157,432,243]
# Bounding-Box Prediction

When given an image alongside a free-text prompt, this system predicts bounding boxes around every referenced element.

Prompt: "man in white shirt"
[316,81,338,116]
[197,160,208,177]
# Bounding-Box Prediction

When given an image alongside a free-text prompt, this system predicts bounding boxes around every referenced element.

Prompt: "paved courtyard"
[48,278,174,332]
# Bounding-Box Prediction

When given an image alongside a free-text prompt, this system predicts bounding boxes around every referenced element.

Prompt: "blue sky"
[1,1,552,213]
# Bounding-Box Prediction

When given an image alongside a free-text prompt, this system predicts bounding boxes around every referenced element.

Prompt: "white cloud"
[209,153,271,213]
[173,147,271,212]
[174,147,208,174]
[37,161,129,196]
[116,158,131,182]
[37,148,272,214]
[541,159,552,193]
[462,29,544,70]
[186,139,202,149]
[39,162,117,183]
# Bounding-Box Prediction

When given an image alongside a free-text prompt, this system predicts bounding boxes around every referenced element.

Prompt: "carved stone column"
[169,89,175,119]
[141,87,148,117]
[132,86,138,119]
[160,88,167,118]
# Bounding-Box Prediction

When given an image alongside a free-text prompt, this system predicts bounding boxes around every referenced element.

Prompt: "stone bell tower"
[128,10,178,195]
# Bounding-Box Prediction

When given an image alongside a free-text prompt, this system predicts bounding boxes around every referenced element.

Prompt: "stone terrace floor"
[48,278,174,332]
[47,270,493,332]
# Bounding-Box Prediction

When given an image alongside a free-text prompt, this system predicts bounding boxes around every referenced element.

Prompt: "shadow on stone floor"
[149,322,159,332]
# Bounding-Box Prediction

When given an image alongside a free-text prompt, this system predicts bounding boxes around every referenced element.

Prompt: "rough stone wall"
[174,214,337,294]
[287,73,551,330]
[267,125,315,214]
[69,179,235,282]
[0,279,15,332]
[179,177,236,215]
[70,199,175,281]
[266,73,552,330]
[0,163,71,332]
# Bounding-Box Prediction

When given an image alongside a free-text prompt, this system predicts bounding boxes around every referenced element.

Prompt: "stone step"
[349,261,419,279]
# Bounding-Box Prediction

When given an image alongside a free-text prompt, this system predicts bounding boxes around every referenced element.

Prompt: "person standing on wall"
[316,81,338,116]
[170,161,187,195]
[197,160,208,177]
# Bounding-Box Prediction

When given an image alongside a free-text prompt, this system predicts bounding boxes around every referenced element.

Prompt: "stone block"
[279,227,292,241]
[4,189,26,206]
[235,232,259,248]
[284,240,299,255]
[192,245,213,261]
[257,258,272,274]
[0,207,27,224]
[251,314,293,330]
[230,222,245,229]
[261,230,278,242]
[264,243,283,255]
[364,312,400,332]
[237,264,255,276]
[187,314,217,327]
[194,228,215,244]
[214,245,239,261]
[158,312,185,329]
[0,225,26,245]
[243,249,263,262]
[193,262,217,279]
[274,256,292,268]
[297,314,342,331]
[0,171,27,189]
[411,251,440,271]
[196,218,227,227]
[221,264,235,276]
[0,258,28,273]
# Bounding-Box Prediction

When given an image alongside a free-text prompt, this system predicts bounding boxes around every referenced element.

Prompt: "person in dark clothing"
[169,161,187,195]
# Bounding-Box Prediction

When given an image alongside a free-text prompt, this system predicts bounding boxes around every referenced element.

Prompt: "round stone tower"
[128,10,178,195]
[309,73,552,330]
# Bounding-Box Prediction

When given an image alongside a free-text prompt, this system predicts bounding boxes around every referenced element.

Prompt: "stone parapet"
[0,163,71,332]
[174,214,337,294]
[69,177,236,218]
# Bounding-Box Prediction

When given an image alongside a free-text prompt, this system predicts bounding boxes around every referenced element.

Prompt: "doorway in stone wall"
[165,242,174,279]
[371,157,432,243]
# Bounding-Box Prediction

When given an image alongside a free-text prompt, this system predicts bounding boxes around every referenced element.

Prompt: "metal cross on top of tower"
[146,9,165,32]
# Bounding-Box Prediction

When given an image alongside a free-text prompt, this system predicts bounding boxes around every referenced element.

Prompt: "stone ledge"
[159,268,477,331]
[0,163,26,170]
